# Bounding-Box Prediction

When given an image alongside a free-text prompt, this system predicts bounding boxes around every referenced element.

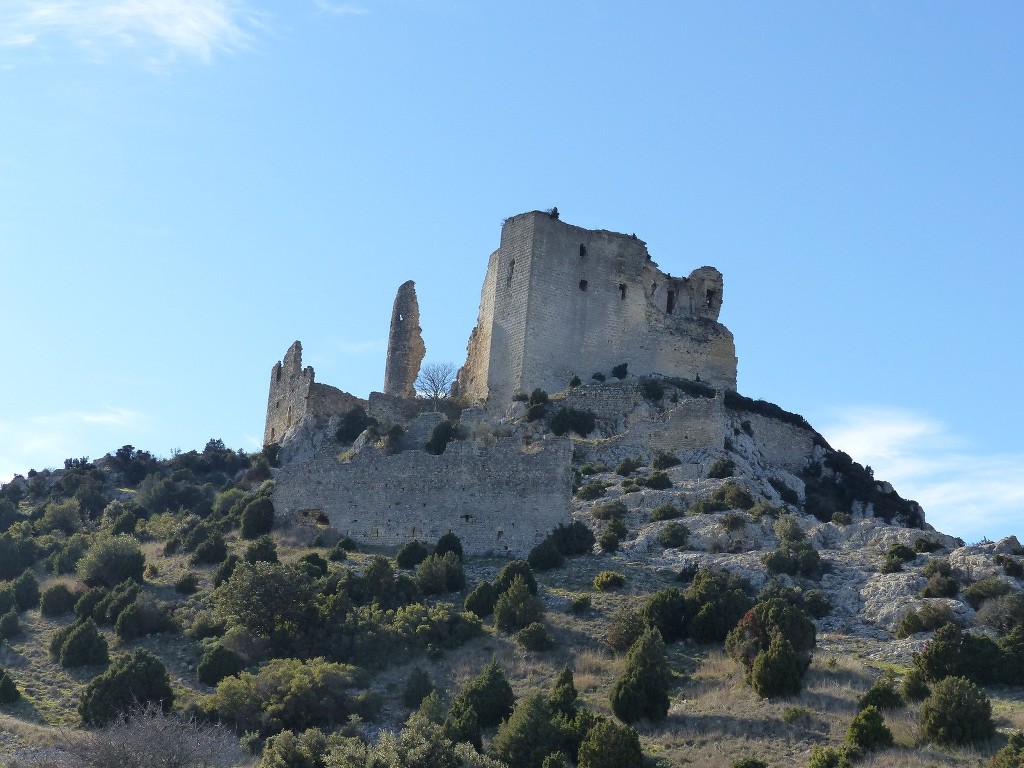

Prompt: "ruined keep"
[456,210,738,405]
[383,280,426,398]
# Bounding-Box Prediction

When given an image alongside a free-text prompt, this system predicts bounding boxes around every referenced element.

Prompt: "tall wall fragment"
[383,280,426,398]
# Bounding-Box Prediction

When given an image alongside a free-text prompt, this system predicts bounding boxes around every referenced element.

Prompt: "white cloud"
[820,406,1024,545]
[0,0,256,62]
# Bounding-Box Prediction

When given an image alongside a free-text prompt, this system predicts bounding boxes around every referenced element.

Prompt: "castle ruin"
[264,211,766,556]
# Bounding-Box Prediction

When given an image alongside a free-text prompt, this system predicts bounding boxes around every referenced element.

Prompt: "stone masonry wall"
[273,437,574,557]
[458,212,738,406]
[265,341,363,445]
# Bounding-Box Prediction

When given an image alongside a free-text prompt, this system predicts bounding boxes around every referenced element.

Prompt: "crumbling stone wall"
[273,437,573,556]
[264,341,363,445]
[383,280,426,398]
[458,211,738,405]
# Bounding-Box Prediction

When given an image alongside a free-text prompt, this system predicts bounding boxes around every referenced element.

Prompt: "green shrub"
[658,521,690,549]
[749,636,803,699]
[577,718,642,768]
[914,623,1000,683]
[191,532,227,565]
[732,760,768,768]
[258,729,329,768]
[114,599,173,641]
[464,580,497,618]
[494,575,544,632]
[570,594,592,614]
[58,618,109,667]
[0,668,20,704]
[454,658,514,728]
[516,622,555,652]
[414,552,465,595]
[763,541,826,579]
[244,535,278,564]
[964,577,1013,609]
[803,590,832,619]
[990,731,1024,768]
[526,403,548,421]
[996,555,1024,578]
[901,667,930,702]
[896,602,957,638]
[77,535,145,588]
[549,407,597,437]
[615,457,643,476]
[611,363,628,379]
[335,406,377,444]
[806,745,854,768]
[846,704,893,752]
[328,541,349,561]
[402,666,434,708]
[606,604,646,653]
[528,538,564,571]
[40,583,77,616]
[549,521,596,556]
[642,588,687,643]
[492,694,561,767]
[640,379,664,402]
[976,593,1024,633]
[297,552,328,578]
[650,503,682,521]
[726,598,816,677]
[879,554,904,574]
[610,628,670,722]
[923,557,952,578]
[196,644,244,686]
[921,574,958,598]
[494,560,537,595]
[599,528,620,552]
[652,451,681,470]
[593,571,626,591]
[13,570,40,610]
[426,420,460,455]
[858,674,902,711]
[93,579,141,625]
[435,531,463,561]
[640,470,672,490]
[174,572,199,595]
[887,543,917,563]
[720,512,747,532]
[239,497,275,539]
[396,540,429,569]
[208,656,364,736]
[591,500,627,521]
[74,586,109,620]
[708,458,735,479]
[773,514,804,543]
[0,608,19,640]
[920,676,994,745]
[576,481,607,501]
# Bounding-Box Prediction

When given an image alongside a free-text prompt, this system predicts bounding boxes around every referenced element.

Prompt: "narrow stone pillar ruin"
[383,280,426,398]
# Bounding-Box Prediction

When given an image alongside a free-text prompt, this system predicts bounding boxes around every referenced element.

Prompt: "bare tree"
[13,703,244,768]
[415,362,458,402]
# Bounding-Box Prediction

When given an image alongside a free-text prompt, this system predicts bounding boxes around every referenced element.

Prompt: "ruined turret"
[383,280,426,398]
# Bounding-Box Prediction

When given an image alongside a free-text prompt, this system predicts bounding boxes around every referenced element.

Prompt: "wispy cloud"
[820,406,1024,544]
[0,407,147,482]
[0,0,257,62]
[313,0,370,16]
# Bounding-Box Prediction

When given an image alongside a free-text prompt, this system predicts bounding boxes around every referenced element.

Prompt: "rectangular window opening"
[579,279,588,291]
[666,290,676,314]
[619,283,627,300]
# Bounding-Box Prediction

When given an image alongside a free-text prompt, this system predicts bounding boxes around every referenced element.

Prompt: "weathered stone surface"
[383,280,426,398]
[273,436,573,557]
[456,211,738,406]
[264,341,364,446]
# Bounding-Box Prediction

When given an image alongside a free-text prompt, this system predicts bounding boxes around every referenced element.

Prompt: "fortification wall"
[458,212,738,406]
[733,411,818,473]
[273,437,573,556]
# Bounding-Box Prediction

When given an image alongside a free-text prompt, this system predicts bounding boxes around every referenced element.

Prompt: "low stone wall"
[273,437,573,557]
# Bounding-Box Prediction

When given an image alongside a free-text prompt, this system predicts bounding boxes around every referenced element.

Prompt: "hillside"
[1,385,1024,768]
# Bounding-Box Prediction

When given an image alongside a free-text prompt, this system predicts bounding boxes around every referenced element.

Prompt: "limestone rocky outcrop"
[383,280,426,399]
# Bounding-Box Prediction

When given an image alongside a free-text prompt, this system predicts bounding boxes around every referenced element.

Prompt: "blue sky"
[0,1,1021,543]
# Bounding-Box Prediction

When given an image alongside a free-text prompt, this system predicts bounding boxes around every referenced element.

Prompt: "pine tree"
[492,693,561,768]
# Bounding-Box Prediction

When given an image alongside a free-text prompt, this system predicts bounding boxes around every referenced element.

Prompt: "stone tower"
[456,211,738,404]
[383,280,426,398]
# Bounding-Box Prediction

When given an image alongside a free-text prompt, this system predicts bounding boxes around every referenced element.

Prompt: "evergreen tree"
[577,718,643,768]
[79,649,174,726]
[453,658,515,728]
[549,665,579,717]
[492,693,561,768]
[610,628,671,723]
